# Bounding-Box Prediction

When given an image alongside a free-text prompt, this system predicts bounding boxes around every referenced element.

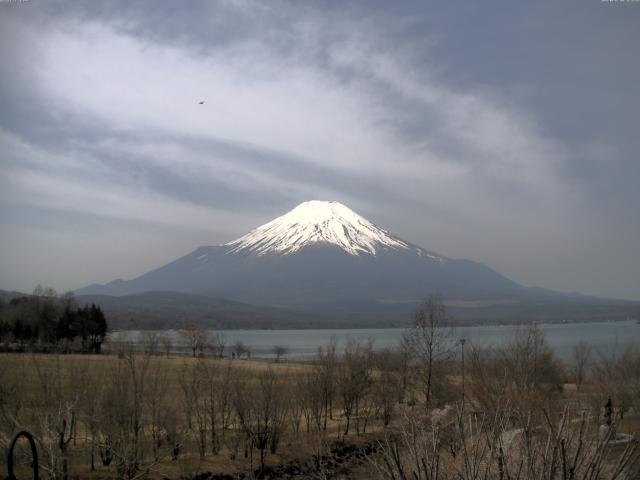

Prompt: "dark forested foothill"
[0,285,107,353]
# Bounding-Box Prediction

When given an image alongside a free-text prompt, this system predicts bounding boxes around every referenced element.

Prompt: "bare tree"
[207,332,226,358]
[300,368,325,433]
[232,340,248,359]
[288,374,306,435]
[77,360,105,472]
[99,349,152,479]
[187,361,209,458]
[572,340,592,392]
[372,348,402,427]
[141,331,160,355]
[0,355,27,453]
[371,406,640,480]
[160,334,173,357]
[59,291,77,312]
[317,338,338,429]
[272,344,289,362]
[216,363,235,438]
[403,294,453,409]
[233,368,288,472]
[468,323,564,421]
[201,359,221,454]
[145,359,169,462]
[592,341,640,420]
[338,338,373,435]
[161,406,184,462]
[32,285,59,344]
[32,355,79,480]
[179,325,209,357]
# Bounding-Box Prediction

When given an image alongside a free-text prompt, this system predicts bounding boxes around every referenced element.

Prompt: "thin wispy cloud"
[0,1,638,299]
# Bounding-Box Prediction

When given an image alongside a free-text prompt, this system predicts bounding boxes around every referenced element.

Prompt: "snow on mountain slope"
[75,200,530,305]
[226,200,425,256]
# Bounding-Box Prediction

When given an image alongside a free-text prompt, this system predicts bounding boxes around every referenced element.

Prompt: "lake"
[110,320,640,362]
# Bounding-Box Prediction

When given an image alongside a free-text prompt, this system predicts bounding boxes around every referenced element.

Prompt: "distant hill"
[2,287,638,330]
[75,291,330,330]
[0,289,28,303]
[78,290,640,330]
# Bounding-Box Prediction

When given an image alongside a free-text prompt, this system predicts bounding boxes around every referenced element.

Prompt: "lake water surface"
[112,320,640,361]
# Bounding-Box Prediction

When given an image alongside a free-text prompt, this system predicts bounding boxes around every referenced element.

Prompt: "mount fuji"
[76,201,638,326]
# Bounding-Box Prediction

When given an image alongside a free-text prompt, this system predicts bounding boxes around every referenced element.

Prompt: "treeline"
[0,285,108,353]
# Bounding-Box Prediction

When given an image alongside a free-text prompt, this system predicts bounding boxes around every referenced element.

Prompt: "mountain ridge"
[74,200,640,324]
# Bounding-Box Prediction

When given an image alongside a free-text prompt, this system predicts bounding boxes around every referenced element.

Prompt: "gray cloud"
[0,0,638,300]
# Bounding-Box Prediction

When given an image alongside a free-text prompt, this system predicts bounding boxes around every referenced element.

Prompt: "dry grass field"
[2,322,640,479]
[0,351,387,479]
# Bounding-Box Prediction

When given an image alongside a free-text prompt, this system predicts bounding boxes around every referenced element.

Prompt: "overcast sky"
[1,0,639,300]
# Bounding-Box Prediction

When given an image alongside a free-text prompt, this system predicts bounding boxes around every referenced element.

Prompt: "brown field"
[0,351,386,479]
[2,321,640,479]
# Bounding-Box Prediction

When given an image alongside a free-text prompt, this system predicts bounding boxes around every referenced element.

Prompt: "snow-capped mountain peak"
[225,200,411,256]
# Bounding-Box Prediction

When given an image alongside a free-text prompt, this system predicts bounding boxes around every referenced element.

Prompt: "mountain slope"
[0,289,29,303]
[227,200,420,256]
[76,201,528,310]
[76,201,639,328]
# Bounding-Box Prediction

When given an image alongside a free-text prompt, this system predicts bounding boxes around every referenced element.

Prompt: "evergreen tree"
[12,317,34,350]
[9,296,29,307]
[0,319,9,342]
[2,287,108,353]
[88,304,107,353]
[56,307,78,350]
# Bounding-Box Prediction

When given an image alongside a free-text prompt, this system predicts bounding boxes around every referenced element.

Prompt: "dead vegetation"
[1,297,639,479]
